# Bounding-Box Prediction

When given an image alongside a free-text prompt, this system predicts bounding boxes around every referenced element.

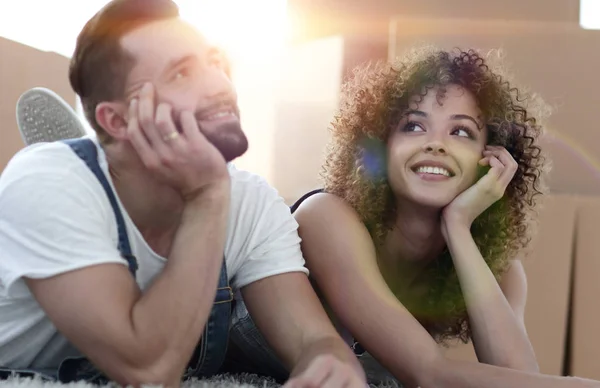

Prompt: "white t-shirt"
[0,137,308,370]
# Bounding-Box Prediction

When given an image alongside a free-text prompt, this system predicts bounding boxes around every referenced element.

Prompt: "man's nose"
[198,67,235,103]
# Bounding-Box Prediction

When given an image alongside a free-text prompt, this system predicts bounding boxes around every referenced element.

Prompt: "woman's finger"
[486,148,518,186]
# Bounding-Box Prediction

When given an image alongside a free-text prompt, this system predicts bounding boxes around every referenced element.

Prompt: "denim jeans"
[222,299,402,387]
[219,299,290,383]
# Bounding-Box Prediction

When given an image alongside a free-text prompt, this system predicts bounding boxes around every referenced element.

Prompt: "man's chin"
[203,121,249,163]
[219,140,248,162]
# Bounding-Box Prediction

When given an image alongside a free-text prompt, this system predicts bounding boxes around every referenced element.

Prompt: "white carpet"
[0,374,402,388]
[0,353,404,387]
[0,374,281,388]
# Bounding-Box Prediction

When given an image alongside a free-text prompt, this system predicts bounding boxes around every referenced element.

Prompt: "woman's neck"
[380,200,447,283]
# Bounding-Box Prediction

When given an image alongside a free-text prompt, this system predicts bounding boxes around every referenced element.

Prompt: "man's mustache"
[194,95,240,121]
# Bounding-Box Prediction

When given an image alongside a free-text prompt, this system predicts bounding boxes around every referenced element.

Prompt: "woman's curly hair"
[321,46,550,344]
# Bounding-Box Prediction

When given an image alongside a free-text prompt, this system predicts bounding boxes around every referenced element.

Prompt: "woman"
[228,47,600,388]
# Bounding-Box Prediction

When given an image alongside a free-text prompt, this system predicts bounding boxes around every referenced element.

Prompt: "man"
[0,0,366,387]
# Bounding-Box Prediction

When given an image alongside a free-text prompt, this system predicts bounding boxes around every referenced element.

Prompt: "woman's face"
[387,84,488,208]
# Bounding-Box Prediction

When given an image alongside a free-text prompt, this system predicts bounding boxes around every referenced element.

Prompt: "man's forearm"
[128,182,230,374]
[291,335,366,382]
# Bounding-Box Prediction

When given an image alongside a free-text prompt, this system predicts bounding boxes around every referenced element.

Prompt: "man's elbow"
[109,360,183,388]
[96,349,186,387]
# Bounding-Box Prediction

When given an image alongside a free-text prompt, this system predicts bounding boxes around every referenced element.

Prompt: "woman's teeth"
[415,166,451,177]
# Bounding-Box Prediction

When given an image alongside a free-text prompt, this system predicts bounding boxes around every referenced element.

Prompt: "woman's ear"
[95,102,129,140]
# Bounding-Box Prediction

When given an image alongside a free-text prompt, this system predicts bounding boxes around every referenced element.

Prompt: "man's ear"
[96,102,129,140]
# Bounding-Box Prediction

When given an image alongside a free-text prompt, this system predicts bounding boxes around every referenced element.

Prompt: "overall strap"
[290,188,324,213]
[185,261,233,378]
[62,138,138,277]
[63,138,231,379]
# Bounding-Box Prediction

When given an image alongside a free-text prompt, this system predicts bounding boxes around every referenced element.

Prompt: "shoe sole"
[16,87,87,146]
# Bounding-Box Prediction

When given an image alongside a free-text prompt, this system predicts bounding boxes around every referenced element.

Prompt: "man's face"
[120,18,248,162]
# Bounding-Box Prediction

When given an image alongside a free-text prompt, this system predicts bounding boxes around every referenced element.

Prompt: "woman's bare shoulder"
[293,191,378,268]
[294,192,364,226]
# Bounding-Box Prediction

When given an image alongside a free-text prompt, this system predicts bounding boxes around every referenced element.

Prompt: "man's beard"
[201,119,249,162]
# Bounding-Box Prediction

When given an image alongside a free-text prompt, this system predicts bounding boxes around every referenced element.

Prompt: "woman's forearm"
[444,222,538,371]
[430,358,600,388]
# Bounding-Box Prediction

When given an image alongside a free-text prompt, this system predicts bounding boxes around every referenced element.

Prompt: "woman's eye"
[404,121,424,132]
[452,126,473,138]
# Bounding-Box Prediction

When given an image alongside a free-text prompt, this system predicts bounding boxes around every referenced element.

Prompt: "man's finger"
[155,103,185,152]
[127,99,159,169]
[321,365,351,388]
[302,358,334,387]
[180,110,208,145]
[138,83,171,159]
[137,83,162,147]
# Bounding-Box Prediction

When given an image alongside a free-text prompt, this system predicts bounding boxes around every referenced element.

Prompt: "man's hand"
[128,82,229,199]
[242,272,366,388]
[283,355,367,388]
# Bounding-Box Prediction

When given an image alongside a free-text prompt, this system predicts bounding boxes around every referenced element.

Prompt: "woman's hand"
[441,145,518,233]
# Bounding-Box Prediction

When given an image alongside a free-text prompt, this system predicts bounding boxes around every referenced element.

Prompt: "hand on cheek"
[442,145,518,229]
[126,83,230,200]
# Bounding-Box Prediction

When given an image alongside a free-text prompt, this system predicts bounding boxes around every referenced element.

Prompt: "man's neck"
[104,142,184,257]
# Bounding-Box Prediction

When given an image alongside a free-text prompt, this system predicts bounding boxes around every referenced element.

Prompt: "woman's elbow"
[396,352,445,388]
[499,358,540,374]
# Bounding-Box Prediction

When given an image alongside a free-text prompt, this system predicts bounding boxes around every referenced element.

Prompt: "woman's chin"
[405,192,456,211]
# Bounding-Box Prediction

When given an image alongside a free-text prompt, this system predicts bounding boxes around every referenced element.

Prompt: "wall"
[228,58,280,184]
[270,36,346,203]
[263,14,600,201]
[0,35,347,207]
[0,37,75,171]
[267,35,389,204]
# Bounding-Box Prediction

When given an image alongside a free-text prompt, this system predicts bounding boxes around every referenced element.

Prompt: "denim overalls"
[0,138,234,384]
[225,188,401,387]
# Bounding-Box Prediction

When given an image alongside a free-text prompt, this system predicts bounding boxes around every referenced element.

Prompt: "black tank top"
[289,188,324,213]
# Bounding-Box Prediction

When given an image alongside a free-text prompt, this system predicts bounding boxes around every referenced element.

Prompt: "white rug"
[0,374,280,388]
[0,374,401,388]
[0,353,403,387]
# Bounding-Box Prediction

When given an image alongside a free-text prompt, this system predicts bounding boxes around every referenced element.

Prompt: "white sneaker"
[16,87,87,146]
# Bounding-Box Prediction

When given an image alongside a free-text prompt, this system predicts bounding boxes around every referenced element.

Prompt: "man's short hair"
[68,0,179,142]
